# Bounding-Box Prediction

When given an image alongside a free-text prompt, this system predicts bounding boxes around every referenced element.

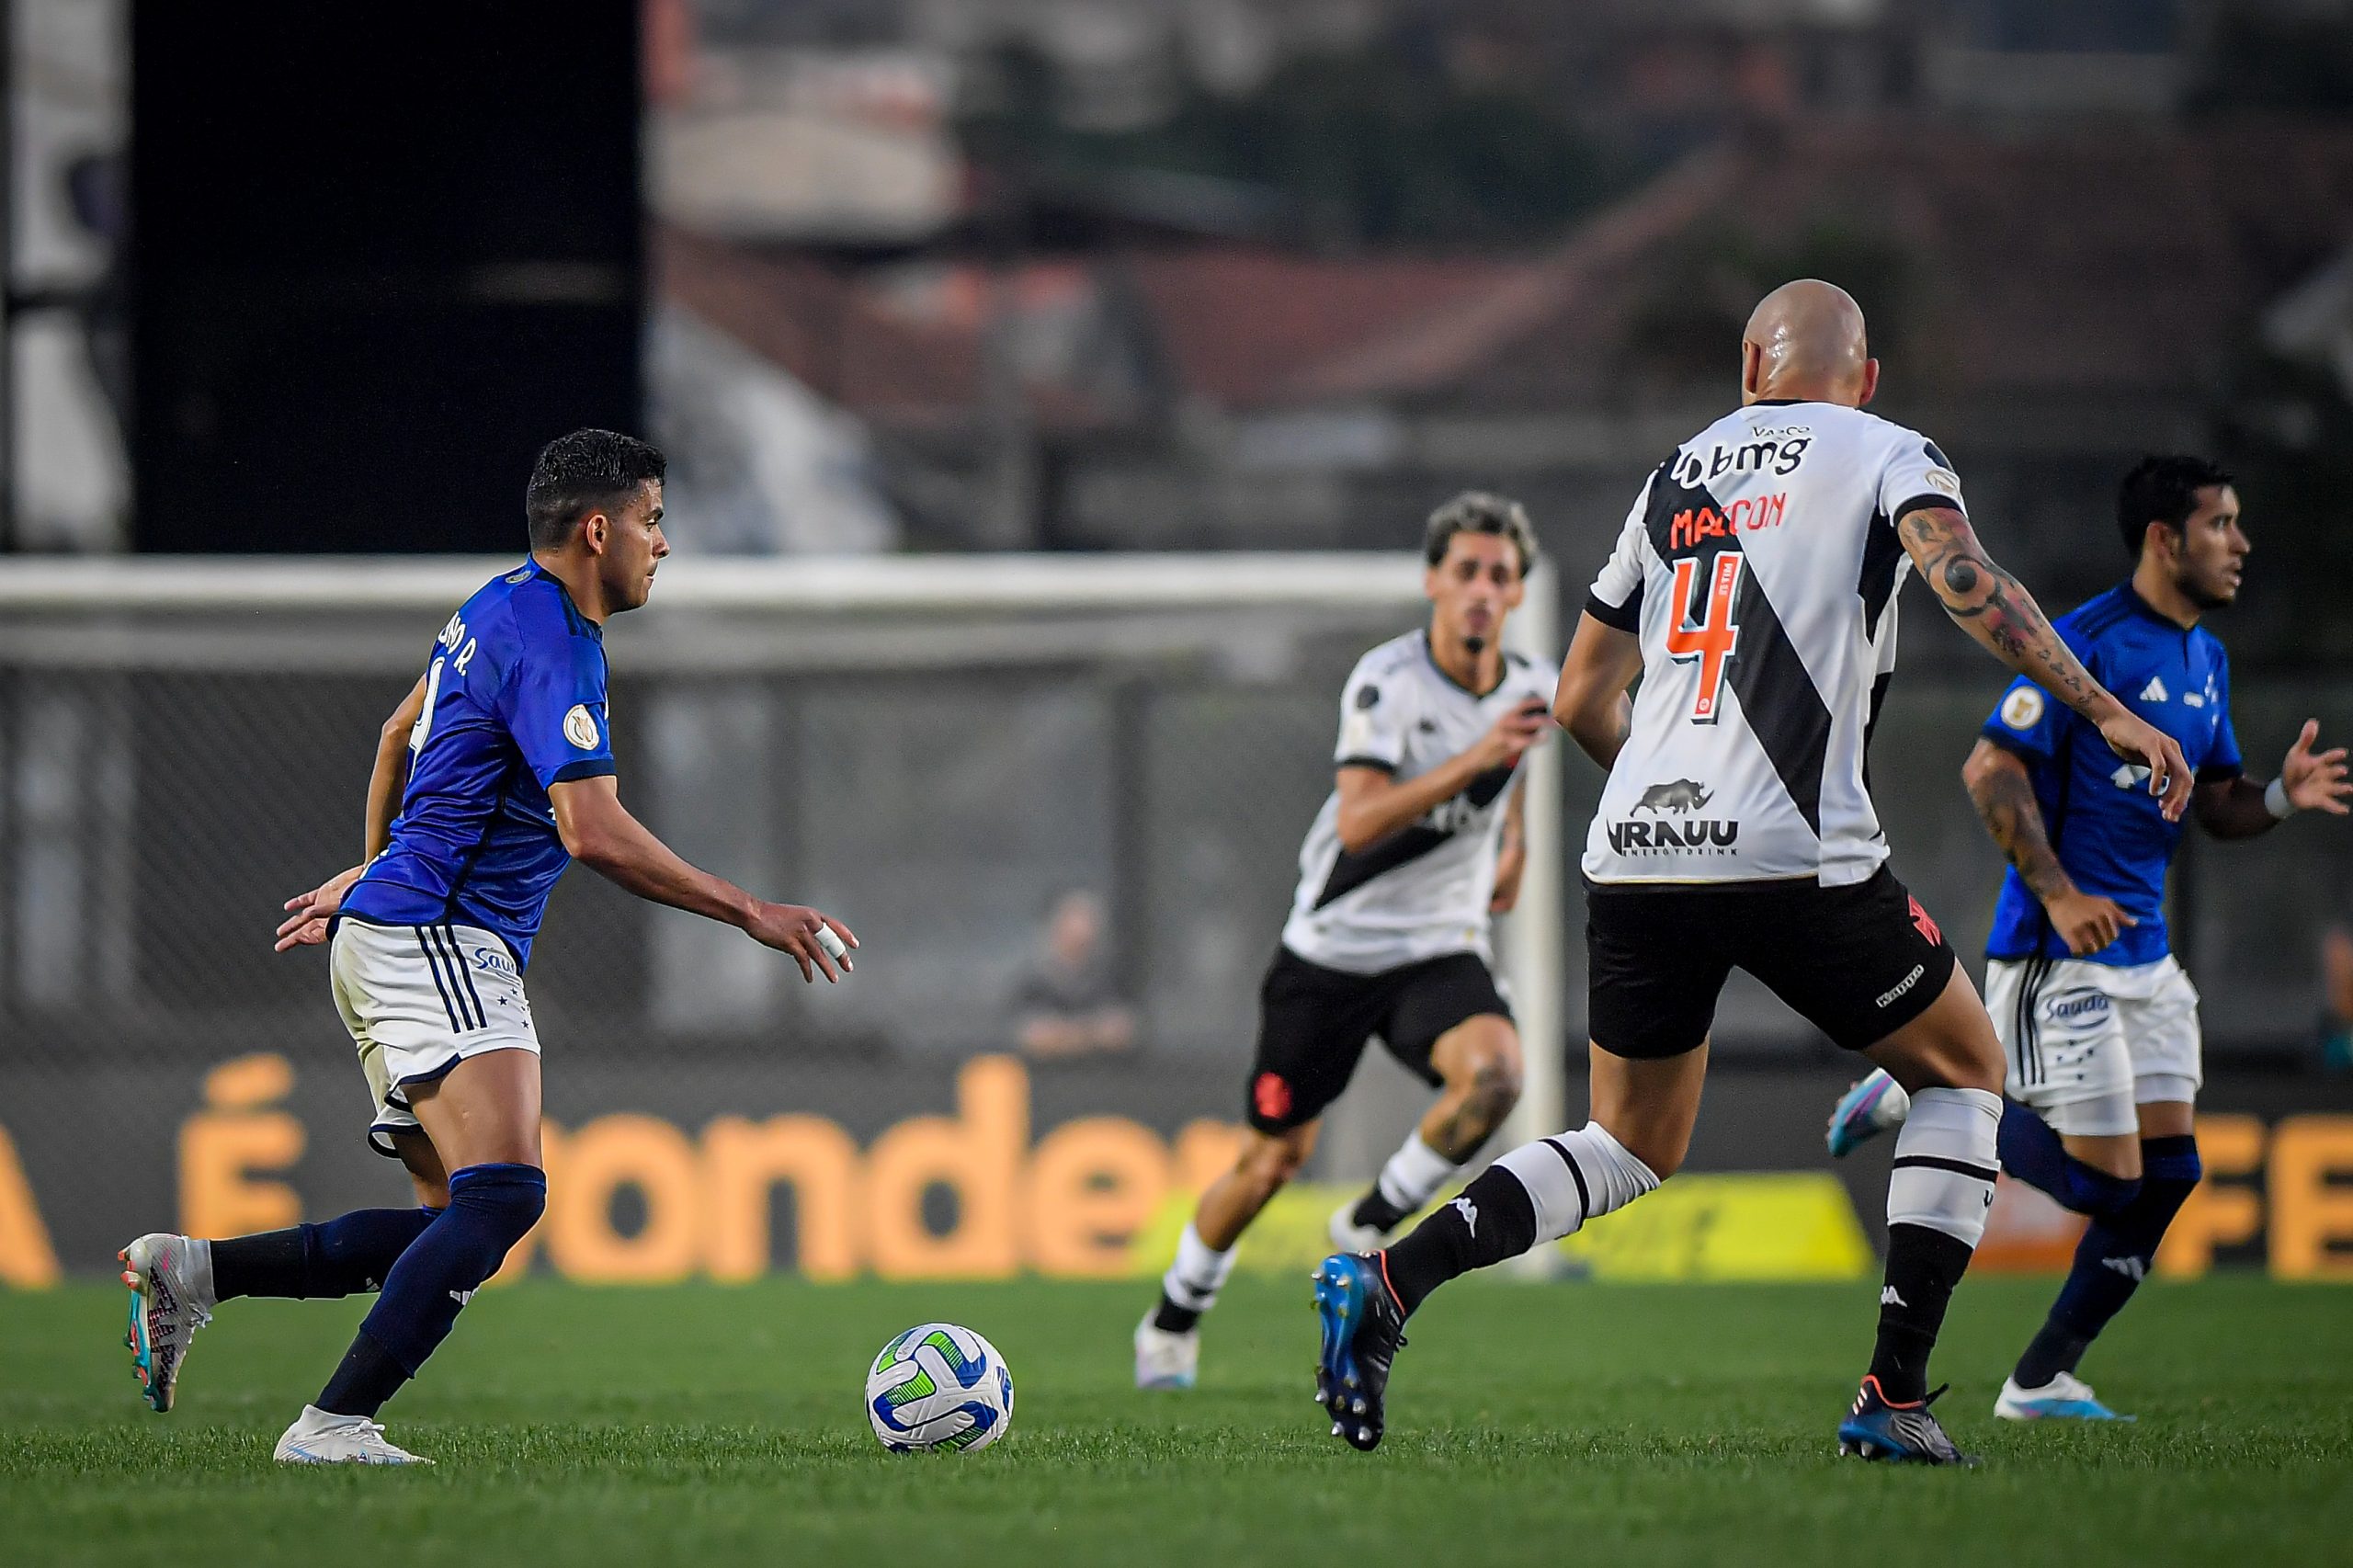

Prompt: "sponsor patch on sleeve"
[563,703,600,750]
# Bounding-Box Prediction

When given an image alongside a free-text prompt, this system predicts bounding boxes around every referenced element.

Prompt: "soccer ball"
[865,1323,1015,1453]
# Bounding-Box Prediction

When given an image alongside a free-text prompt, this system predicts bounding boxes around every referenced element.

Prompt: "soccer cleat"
[119,1233,216,1414]
[274,1405,432,1465]
[1327,1201,1388,1256]
[1133,1312,1199,1391]
[1825,1070,1910,1157]
[1995,1370,2134,1423]
[1836,1376,1977,1466]
[1311,1253,1406,1452]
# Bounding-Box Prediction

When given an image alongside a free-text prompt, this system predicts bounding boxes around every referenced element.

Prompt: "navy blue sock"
[1996,1100,2142,1216]
[2015,1134,2200,1388]
[212,1208,440,1301]
[316,1164,545,1416]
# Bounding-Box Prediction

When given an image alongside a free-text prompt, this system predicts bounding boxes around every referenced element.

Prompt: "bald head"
[1741,279,1876,408]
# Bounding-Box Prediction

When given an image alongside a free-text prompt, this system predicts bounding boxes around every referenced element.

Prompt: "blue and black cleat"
[1837,1376,1978,1466]
[1312,1252,1406,1451]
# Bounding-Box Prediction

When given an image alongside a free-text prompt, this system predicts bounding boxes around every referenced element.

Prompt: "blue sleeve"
[2207,653,2244,778]
[1982,677,2062,762]
[496,620,616,790]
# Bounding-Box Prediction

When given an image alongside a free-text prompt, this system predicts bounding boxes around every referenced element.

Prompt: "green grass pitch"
[3,1275,2347,1566]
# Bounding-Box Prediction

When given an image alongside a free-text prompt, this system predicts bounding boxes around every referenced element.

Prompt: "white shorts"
[1984,954,2202,1138]
[329,917,540,1156]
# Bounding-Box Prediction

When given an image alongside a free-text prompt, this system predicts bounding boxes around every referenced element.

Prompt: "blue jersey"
[1982,584,2241,967]
[342,562,616,966]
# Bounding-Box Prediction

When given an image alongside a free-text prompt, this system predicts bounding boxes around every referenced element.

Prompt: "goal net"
[0,554,1565,1276]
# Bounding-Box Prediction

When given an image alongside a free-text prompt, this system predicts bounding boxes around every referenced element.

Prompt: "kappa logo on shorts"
[1907,896,1941,946]
[1876,963,1927,1009]
[1253,1073,1293,1123]
[1450,1195,1480,1236]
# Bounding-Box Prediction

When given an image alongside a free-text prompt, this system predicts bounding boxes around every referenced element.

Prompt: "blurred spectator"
[1010,891,1136,1061]
[2322,926,2353,1072]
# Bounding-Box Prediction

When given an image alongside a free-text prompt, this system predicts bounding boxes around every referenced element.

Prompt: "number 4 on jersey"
[1665,553,1744,723]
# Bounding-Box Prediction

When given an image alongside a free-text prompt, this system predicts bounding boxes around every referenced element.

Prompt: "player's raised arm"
[1898,502,2192,820]
[1331,701,1550,852]
[548,774,856,983]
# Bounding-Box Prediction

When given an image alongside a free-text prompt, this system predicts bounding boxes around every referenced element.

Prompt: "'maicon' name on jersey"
[1666,494,1788,550]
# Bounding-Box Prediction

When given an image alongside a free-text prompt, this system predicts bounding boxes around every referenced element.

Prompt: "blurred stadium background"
[3,0,2352,1290]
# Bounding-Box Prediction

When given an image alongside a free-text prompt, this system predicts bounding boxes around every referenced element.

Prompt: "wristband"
[2265,777,2295,821]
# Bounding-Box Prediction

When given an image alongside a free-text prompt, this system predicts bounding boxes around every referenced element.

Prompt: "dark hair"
[526,429,666,550]
[2116,454,2233,561]
[1423,491,1538,576]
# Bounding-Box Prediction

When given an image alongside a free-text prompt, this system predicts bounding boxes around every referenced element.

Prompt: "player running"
[116,430,858,1464]
[1826,454,2348,1422]
[1135,494,1553,1390]
[1307,280,2193,1465]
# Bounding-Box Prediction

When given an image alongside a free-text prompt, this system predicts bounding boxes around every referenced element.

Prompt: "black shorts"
[1245,947,1512,1133]
[1586,866,1956,1059]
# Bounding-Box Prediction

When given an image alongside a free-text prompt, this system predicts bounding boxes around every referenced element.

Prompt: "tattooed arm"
[1961,738,2133,956]
[1898,504,2193,821]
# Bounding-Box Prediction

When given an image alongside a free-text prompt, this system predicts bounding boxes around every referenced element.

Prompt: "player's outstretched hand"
[745,902,858,983]
[2042,888,2136,957]
[275,865,365,951]
[1472,698,1555,771]
[2095,709,2192,822]
[2282,720,2353,816]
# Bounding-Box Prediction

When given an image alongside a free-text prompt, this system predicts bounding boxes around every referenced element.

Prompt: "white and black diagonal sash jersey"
[1582,400,1965,887]
[1280,631,1557,973]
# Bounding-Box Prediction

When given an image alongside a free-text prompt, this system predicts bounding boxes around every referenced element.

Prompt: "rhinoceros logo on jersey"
[1634,779,1712,814]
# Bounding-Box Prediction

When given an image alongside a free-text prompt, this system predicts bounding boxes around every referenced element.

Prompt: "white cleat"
[1134,1312,1199,1391]
[119,1233,216,1413]
[1995,1370,2134,1423]
[1327,1202,1387,1256]
[274,1405,434,1465]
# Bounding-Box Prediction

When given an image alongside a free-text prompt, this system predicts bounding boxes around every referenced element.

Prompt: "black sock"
[1380,1165,1537,1316]
[1868,1224,1975,1403]
[1152,1291,1201,1335]
[210,1229,307,1301]
[2013,1321,2092,1390]
[212,1208,441,1301]
[316,1330,410,1419]
[2013,1133,2201,1389]
[1349,1187,1413,1235]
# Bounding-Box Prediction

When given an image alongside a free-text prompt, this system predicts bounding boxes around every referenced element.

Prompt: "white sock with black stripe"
[1887,1086,2003,1247]
[1493,1122,1662,1244]
[1381,1122,1660,1313]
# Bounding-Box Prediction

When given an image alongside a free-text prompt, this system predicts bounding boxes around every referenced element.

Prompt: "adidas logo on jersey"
[2140,676,2168,702]
[2111,762,2153,790]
